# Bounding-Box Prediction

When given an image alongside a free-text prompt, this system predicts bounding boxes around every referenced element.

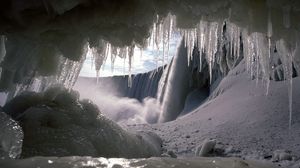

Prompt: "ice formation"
[0,156,279,168]
[2,87,162,158]
[84,14,299,124]
[0,0,299,125]
[0,112,23,159]
[195,139,217,157]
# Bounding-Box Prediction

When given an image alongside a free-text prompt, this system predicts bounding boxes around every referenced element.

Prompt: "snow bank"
[128,60,300,165]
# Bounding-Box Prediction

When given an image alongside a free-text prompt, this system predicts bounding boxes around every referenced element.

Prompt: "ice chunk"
[11,89,161,158]
[195,139,217,157]
[272,150,292,161]
[0,112,23,159]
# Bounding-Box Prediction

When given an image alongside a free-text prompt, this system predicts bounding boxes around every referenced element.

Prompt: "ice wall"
[157,41,192,122]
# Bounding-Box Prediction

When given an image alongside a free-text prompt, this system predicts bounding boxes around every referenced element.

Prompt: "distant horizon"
[79,33,181,77]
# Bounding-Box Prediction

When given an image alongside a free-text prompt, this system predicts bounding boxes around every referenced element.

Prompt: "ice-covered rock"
[0,112,23,159]
[167,151,177,158]
[272,150,292,161]
[3,92,44,120]
[195,139,217,157]
[3,88,162,158]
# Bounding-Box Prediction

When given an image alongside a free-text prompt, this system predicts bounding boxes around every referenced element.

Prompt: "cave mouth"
[0,0,300,167]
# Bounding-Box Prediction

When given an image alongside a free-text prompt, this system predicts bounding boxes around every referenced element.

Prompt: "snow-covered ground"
[126,61,300,167]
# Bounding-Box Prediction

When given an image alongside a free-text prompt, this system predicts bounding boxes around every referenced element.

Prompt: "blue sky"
[80,34,182,77]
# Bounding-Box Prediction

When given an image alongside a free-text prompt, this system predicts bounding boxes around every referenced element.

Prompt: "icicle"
[185,30,190,66]
[0,35,5,62]
[93,39,108,73]
[289,77,293,129]
[236,27,241,60]
[276,39,295,129]
[0,35,5,78]
[155,15,161,51]
[162,15,172,66]
[111,46,118,73]
[119,47,127,58]
[249,36,256,79]
[228,8,232,21]
[267,8,273,59]
[253,33,259,85]
[152,22,156,50]
[283,5,291,29]
[127,45,135,88]
[230,25,234,58]
[267,9,273,39]
[251,32,270,93]
[122,47,127,76]
[167,15,173,64]
[265,9,273,95]
[288,47,296,129]
[206,22,219,84]
[198,20,207,72]
[197,23,201,71]
[102,43,110,70]
[140,47,143,58]
[162,28,166,65]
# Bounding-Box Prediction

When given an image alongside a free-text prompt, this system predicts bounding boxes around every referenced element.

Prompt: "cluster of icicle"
[90,40,135,87]
[181,21,296,128]
[0,35,86,99]
[90,14,175,87]
[89,12,297,127]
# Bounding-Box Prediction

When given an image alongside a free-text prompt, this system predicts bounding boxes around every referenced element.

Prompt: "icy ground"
[125,62,300,167]
[0,156,279,168]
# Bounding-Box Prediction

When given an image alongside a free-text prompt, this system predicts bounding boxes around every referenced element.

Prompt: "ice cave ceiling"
[0,0,300,92]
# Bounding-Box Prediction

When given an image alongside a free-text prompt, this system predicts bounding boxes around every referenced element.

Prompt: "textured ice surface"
[0,156,279,168]
[0,112,23,159]
[2,87,162,158]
